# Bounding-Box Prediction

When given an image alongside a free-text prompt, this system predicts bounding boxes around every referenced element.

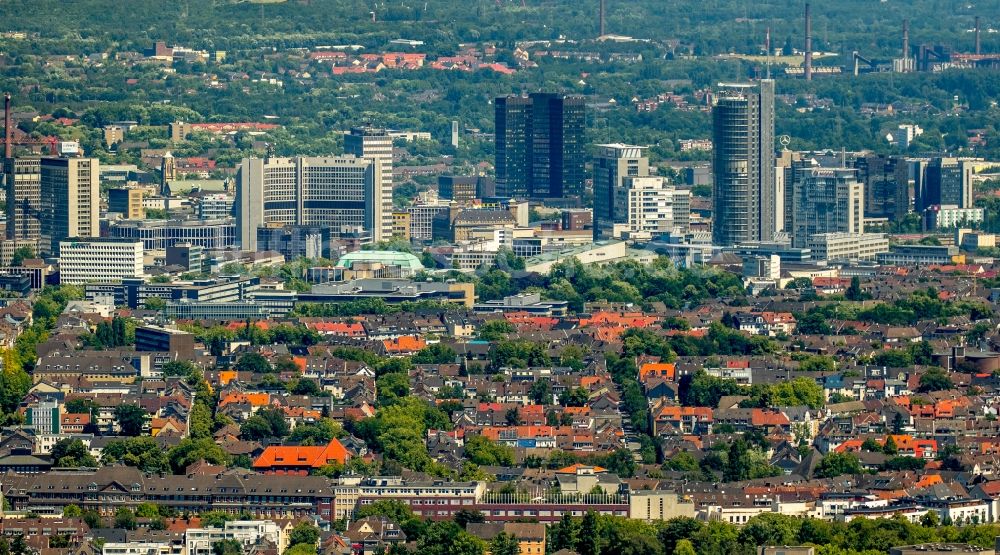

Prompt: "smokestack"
[599,0,606,37]
[4,93,10,160]
[976,16,981,55]
[804,3,813,81]
[903,19,910,61]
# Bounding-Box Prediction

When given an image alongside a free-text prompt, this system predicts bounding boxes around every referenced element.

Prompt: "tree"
[101,437,171,473]
[549,512,580,551]
[673,539,697,555]
[454,510,485,529]
[918,368,954,392]
[240,407,290,441]
[82,510,102,529]
[62,504,83,518]
[662,452,699,472]
[861,438,882,452]
[284,545,317,555]
[114,404,147,436]
[114,508,137,530]
[356,500,418,523]
[845,276,865,301]
[577,511,602,555]
[376,372,411,407]
[168,438,231,473]
[883,435,899,455]
[290,378,323,396]
[144,297,167,310]
[529,378,552,405]
[417,521,484,555]
[413,343,457,364]
[489,533,520,555]
[235,352,272,373]
[559,387,590,407]
[135,503,160,518]
[289,523,320,547]
[212,539,242,555]
[161,360,198,377]
[883,456,927,471]
[464,435,515,466]
[51,439,98,467]
[9,246,33,267]
[814,452,862,478]
[477,320,516,341]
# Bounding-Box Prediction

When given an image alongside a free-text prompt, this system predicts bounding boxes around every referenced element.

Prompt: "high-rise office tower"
[711,80,776,246]
[853,155,910,221]
[495,93,586,202]
[39,157,100,255]
[4,156,41,246]
[791,167,864,248]
[593,143,649,239]
[918,157,973,211]
[344,127,393,241]
[235,156,381,252]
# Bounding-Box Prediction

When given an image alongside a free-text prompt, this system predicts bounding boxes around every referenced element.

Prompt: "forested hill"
[3,0,999,58]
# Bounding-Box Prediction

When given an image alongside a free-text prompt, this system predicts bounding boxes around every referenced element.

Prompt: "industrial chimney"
[804,3,813,81]
[4,93,10,160]
[976,16,982,55]
[599,0,606,37]
[903,18,910,61]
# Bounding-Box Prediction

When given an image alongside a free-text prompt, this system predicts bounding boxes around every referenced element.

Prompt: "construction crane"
[2,94,59,157]
[852,51,877,76]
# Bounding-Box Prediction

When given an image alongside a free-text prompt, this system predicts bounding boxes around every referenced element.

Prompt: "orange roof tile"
[252,439,348,469]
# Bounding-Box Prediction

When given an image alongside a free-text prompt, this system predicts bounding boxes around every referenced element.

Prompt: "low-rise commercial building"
[877,244,961,266]
[806,233,890,262]
[109,218,236,250]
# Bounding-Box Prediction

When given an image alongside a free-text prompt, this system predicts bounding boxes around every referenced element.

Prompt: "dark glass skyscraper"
[711,80,776,246]
[495,93,585,202]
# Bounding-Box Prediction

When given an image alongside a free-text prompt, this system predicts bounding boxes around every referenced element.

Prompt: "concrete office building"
[256,225,332,259]
[165,243,204,273]
[197,193,234,220]
[924,205,985,230]
[40,157,100,255]
[4,157,41,247]
[712,80,776,245]
[918,157,973,211]
[791,167,864,248]
[344,126,393,241]
[610,176,690,240]
[134,325,195,358]
[235,156,382,251]
[439,175,493,203]
[593,144,649,239]
[58,238,144,285]
[107,188,145,220]
[495,93,586,201]
[408,203,451,242]
[806,233,890,262]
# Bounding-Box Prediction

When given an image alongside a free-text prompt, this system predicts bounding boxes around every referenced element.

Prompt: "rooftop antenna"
[765,26,772,79]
